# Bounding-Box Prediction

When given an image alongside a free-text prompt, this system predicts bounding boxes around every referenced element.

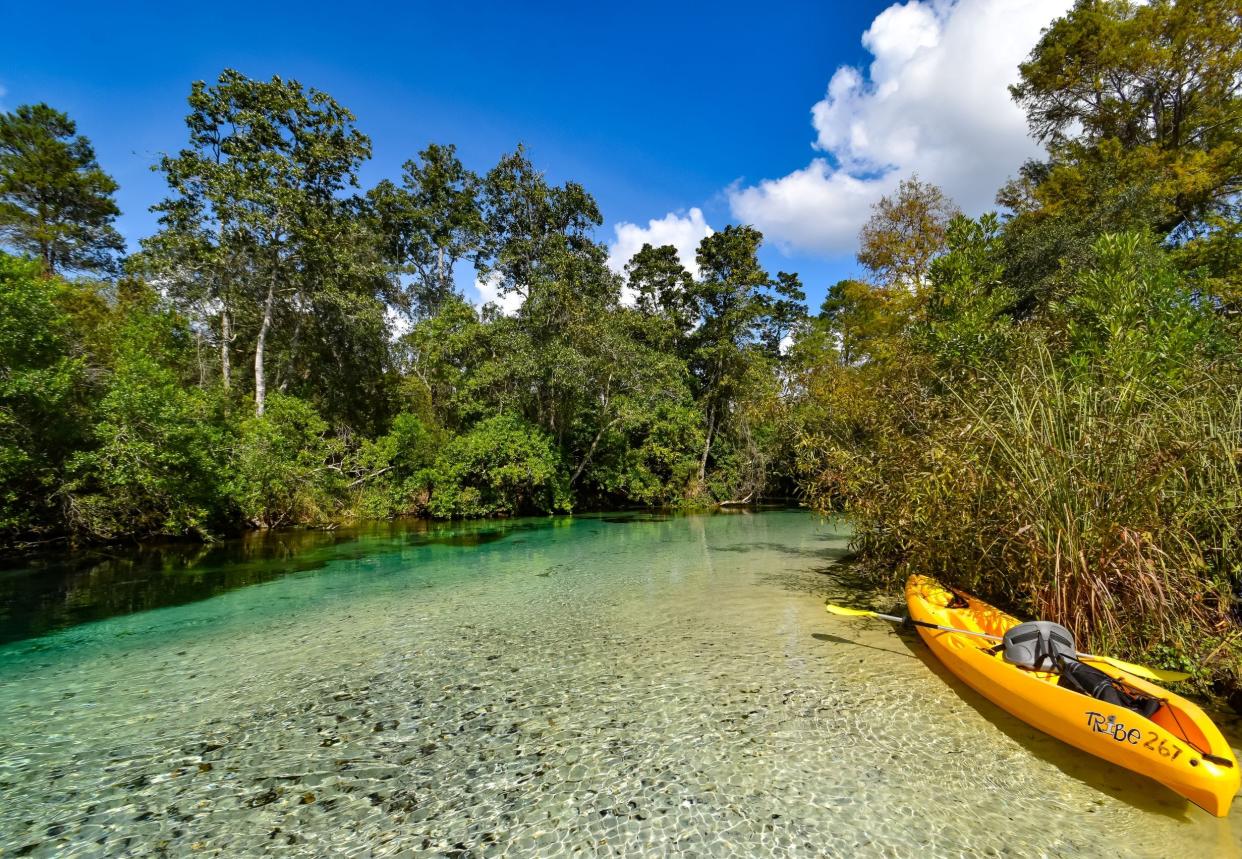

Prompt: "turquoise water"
[0,510,1238,857]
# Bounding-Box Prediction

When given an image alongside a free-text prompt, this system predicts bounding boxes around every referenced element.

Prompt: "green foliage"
[0,79,807,546]
[230,393,343,528]
[369,143,485,317]
[1004,0,1242,308]
[0,104,124,275]
[351,412,441,517]
[0,87,810,547]
[625,243,696,350]
[588,400,704,505]
[141,69,378,419]
[921,213,1016,372]
[0,256,85,535]
[792,0,1242,696]
[65,294,233,540]
[426,414,569,518]
[798,217,1242,688]
[819,278,902,366]
[1059,232,1221,379]
[687,225,778,493]
[476,144,617,355]
[813,337,1241,649]
[857,175,959,292]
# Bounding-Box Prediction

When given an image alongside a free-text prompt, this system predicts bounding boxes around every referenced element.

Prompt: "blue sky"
[2,0,1067,310]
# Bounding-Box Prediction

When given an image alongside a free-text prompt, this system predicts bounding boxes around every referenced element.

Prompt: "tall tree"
[478,146,613,317]
[624,242,695,349]
[141,70,373,415]
[760,271,808,358]
[1012,0,1241,157]
[857,176,960,293]
[1006,0,1242,299]
[820,279,902,366]
[687,225,774,486]
[0,104,124,276]
[368,143,484,317]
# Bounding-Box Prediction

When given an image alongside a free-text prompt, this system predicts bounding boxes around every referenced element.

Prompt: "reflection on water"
[0,510,1238,857]
[0,518,549,646]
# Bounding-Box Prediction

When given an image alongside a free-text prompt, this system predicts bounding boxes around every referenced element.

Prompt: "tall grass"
[819,346,1242,678]
[963,351,1240,657]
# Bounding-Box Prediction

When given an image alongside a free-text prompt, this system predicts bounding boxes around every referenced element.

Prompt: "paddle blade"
[824,604,878,618]
[1082,654,1191,683]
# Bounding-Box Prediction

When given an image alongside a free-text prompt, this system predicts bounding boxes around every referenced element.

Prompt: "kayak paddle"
[824,603,1191,683]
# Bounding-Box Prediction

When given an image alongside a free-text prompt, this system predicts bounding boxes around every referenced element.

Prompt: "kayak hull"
[906,574,1240,817]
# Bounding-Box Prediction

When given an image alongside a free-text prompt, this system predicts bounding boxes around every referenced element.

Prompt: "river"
[0,510,1237,857]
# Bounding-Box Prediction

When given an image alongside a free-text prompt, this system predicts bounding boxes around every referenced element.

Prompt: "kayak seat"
[1002,621,1076,671]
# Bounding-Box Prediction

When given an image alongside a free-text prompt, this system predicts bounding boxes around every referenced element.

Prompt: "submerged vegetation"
[1,2,1240,689]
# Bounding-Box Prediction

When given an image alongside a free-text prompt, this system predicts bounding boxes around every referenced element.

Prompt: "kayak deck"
[905,575,1240,817]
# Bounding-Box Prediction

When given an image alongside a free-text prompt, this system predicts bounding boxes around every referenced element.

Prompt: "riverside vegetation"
[2,2,1241,696]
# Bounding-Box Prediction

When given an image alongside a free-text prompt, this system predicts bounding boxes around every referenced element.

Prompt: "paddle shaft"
[874,611,1149,676]
[869,612,1002,643]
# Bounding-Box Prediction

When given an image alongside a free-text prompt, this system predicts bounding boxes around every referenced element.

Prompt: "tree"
[64,288,234,540]
[426,413,568,517]
[687,225,787,490]
[230,393,343,527]
[820,278,902,366]
[142,70,373,416]
[0,254,87,537]
[478,146,614,316]
[368,143,484,317]
[0,104,124,276]
[474,146,627,459]
[1008,0,1242,292]
[1012,0,1241,157]
[857,176,959,293]
[920,213,1016,372]
[760,271,807,358]
[624,242,695,349]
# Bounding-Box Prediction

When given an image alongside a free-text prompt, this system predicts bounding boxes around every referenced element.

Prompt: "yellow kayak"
[906,574,1240,816]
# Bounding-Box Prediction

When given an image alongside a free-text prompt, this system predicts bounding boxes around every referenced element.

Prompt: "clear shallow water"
[0,510,1239,858]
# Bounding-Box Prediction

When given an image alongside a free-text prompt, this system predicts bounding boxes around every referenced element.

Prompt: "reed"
[814,343,1242,683]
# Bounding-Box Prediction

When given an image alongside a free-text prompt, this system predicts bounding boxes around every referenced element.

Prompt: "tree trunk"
[220,308,232,391]
[437,245,445,300]
[571,417,619,486]
[254,279,276,416]
[698,405,716,484]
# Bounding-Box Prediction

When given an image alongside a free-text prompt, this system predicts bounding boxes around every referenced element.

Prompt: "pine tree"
[0,104,124,275]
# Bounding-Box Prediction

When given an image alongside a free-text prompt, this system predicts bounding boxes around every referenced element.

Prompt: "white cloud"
[471,271,524,315]
[730,162,885,256]
[385,304,413,339]
[728,0,1073,255]
[606,207,713,280]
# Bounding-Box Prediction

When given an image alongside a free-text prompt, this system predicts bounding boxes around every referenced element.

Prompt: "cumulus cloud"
[606,207,713,280]
[471,271,524,315]
[729,0,1073,255]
